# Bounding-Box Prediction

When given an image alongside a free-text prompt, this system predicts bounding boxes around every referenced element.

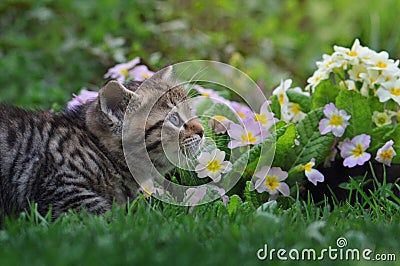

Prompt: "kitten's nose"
[185,119,204,138]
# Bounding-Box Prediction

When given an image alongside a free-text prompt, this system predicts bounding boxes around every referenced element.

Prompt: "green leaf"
[370,125,393,153]
[269,95,281,120]
[286,89,311,113]
[244,181,261,208]
[287,108,336,169]
[336,89,373,138]
[273,124,297,168]
[367,97,384,113]
[227,194,243,216]
[311,80,340,109]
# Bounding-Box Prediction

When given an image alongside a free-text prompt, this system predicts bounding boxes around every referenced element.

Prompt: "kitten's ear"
[154,65,173,81]
[99,80,140,121]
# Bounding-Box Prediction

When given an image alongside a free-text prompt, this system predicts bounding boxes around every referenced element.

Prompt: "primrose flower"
[306,69,329,92]
[139,179,164,198]
[195,149,232,182]
[227,120,262,149]
[230,101,253,121]
[372,111,393,127]
[129,65,154,81]
[301,159,324,186]
[184,186,207,205]
[104,57,140,82]
[208,115,232,134]
[272,79,291,106]
[281,102,307,123]
[319,103,351,137]
[376,79,400,104]
[254,167,290,198]
[253,100,278,131]
[375,140,397,166]
[340,134,371,168]
[67,89,99,110]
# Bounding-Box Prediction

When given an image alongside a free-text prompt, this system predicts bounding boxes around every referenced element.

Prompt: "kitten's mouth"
[180,134,204,158]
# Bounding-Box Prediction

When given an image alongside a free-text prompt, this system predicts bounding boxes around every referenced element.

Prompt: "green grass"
[0,189,399,266]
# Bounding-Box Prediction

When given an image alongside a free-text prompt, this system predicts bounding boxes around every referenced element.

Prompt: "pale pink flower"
[104,57,140,82]
[67,89,98,110]
[301,158,324,186]
[129,65,154,81]
[208,115,232,134]
[229,101,253,121]
[184,186,207,205]
[254,167,290,197]
[319,103,351,137]
[375,140,397,166]
[340,134,371,168]
[227,120,262,149]
[253,100,278,133]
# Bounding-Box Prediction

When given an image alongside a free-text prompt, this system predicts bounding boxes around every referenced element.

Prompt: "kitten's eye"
[169,113,181,127]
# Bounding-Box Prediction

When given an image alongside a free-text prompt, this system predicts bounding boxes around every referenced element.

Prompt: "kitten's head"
[86,66,204,173]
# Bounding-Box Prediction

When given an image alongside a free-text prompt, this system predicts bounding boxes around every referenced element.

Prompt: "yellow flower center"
[291,103,301,114]
[346,50,358,57]
[380,149,394,161]
[254,113,267,125]
[241,132,257,144]
[213,115,227,121]
[141,73,151,79]
[278,93,285,105]
[329,115,343,126]
[376,61,388,68]
[120,68,129,77]
[351,143,365,158]
[143,186,152,197]
[237,111,246,119]
[375,114,389,126]
[265,175,279,191]
[303,162,313,172]
[202,92,210,97]
[206,159,222,173]
[390,87,400,97]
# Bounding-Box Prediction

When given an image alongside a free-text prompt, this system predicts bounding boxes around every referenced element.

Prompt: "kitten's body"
[0,69,204,219]
[0,104,135,218]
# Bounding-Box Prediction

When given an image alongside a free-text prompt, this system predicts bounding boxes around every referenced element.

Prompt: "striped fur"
[0,68,204,219]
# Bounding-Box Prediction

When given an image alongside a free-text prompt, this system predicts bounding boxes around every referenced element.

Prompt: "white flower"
[195,149,232,182]
[372,111,393,127]
[365,51,398,71]
[272,79,291,106]
[376,79,400,104]
[281,102,306,123]
[306,69,329,92]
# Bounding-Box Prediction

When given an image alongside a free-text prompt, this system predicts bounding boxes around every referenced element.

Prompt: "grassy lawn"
[0,195,399,266]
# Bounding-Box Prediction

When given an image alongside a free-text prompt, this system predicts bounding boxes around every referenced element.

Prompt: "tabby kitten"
[0,67,204,219]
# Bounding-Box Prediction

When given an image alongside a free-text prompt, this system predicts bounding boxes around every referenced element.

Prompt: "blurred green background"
[1,0,400,109]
